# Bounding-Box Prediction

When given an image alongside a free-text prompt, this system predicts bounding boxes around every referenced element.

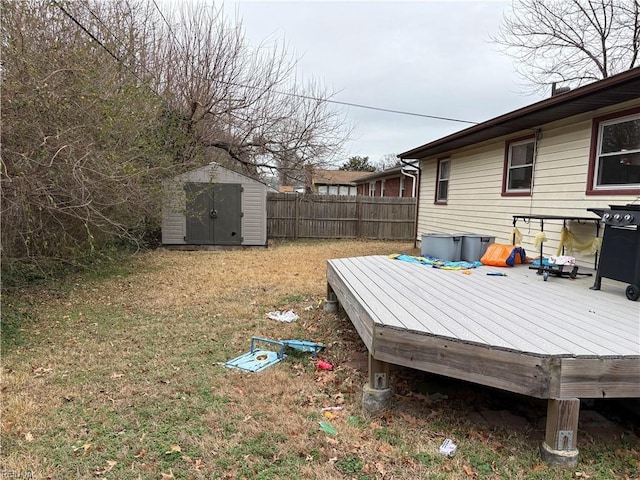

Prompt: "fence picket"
[266,193,416,240]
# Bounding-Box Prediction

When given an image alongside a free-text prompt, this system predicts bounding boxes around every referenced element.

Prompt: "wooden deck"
[327,255,640,399]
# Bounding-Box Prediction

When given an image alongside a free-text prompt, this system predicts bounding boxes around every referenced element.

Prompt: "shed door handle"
[210,209,218,219]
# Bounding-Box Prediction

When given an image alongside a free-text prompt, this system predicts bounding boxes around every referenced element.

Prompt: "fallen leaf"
[532,464,546,472]
[463,465,475,476]
[378,444,392,453]
[468,429,490,442]
[110,373,124,379]
[95,460,117,475]
[323,411,337,420]
[73,443,93,455]
[165,445,182,454]
[326,437,339,445]
[24,432,34,442]
[161,472,174,479]
[134,449,147,458]
[399,412,427,426]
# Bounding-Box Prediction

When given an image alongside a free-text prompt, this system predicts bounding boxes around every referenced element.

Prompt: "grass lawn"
[2,239,639,479]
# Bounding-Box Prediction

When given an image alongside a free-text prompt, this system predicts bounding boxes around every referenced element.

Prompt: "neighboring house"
[354,162,419,197]
[162,162,268,247]
[399,67,640,266]
[312,170,363,195]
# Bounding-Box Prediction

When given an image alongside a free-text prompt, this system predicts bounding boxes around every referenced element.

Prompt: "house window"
[435,158,450,204]
[503,136,534,195]
[317,185,328,195]
[588,108,640,194]
[369,182,375,196]
[400,177,405,197]
[381,179,386,197]
[328,185,338,195]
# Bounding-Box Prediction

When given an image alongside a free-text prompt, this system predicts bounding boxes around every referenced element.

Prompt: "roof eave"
[399,67,640,160]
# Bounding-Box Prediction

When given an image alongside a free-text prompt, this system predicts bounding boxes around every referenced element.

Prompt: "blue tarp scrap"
[389,253,482,270]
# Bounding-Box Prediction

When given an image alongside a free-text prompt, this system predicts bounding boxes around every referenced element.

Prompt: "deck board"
[328,255,640,357]
[373,256,638,355]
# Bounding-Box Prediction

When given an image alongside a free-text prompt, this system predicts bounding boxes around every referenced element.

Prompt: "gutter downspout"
[400,159,421,249]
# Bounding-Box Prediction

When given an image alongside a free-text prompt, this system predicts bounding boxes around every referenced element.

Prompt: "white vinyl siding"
[417,99,640,268]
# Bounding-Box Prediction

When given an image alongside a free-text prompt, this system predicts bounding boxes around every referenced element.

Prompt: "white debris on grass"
[439,438,457,457]
[266,310,299,322]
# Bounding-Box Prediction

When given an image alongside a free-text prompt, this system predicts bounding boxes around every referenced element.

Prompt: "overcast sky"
[223,0,547,165]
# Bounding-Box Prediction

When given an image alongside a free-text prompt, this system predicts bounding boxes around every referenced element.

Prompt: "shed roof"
[399,67,640,160]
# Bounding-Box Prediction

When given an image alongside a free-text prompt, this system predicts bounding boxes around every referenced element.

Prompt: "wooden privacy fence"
[267,193,416,240]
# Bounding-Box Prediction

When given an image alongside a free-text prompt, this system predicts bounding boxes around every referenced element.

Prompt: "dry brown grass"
[2,239,639,480]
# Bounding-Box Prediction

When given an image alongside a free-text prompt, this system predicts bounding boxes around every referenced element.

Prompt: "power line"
[54,1,481,126]
[54,1,121,65]
[53,0,164,101]
[213,79,480,125]
[151,0,184,51]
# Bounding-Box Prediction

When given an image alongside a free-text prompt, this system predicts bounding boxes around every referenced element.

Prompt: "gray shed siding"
[162,163,267,246]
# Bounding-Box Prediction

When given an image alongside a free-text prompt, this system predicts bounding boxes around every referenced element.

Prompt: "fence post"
[294,194,299,240]
[356,196,363,238]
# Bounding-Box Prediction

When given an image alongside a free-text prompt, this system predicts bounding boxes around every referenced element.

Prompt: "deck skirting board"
[327,262,374,350]
[374,325,553,398]
[554,358,640,398]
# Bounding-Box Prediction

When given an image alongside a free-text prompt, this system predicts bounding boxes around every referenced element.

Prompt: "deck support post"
[362,354,391,413]
[323,285,338,313]
[540,398,580,467]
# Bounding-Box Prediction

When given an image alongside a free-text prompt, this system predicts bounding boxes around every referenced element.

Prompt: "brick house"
[354,162,419,197]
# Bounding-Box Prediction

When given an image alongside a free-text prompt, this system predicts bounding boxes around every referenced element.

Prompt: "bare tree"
[492,0,640,92]
[1,0,350,275]
[376,153,400,171]
[148,3,349,178]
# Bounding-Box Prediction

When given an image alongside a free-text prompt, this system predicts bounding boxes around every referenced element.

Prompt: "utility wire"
[213,79,481,125]
[53,0,164,101]
[54,1,121,65]
[54,1,485,127]
[151,0,185,51]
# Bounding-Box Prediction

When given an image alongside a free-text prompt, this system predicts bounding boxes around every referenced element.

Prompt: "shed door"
[212,183,242,245]
[184,183,242,245]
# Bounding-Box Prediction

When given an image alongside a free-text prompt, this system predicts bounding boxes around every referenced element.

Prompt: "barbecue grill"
[588,204,640,301]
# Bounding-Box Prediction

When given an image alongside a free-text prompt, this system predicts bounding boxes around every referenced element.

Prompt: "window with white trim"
[436,158,450,203]
[593,113,640,189]
[381,179,386,197]
[505,138,534,193]
[369,181,375,196]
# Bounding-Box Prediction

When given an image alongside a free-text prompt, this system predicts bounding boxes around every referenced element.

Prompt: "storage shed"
[162,162,267,247]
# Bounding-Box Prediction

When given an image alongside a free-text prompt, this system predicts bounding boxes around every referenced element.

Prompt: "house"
[353,162,419,197]
[162,162,268,247]
[399,67,640,266]
[311,169,363,195]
